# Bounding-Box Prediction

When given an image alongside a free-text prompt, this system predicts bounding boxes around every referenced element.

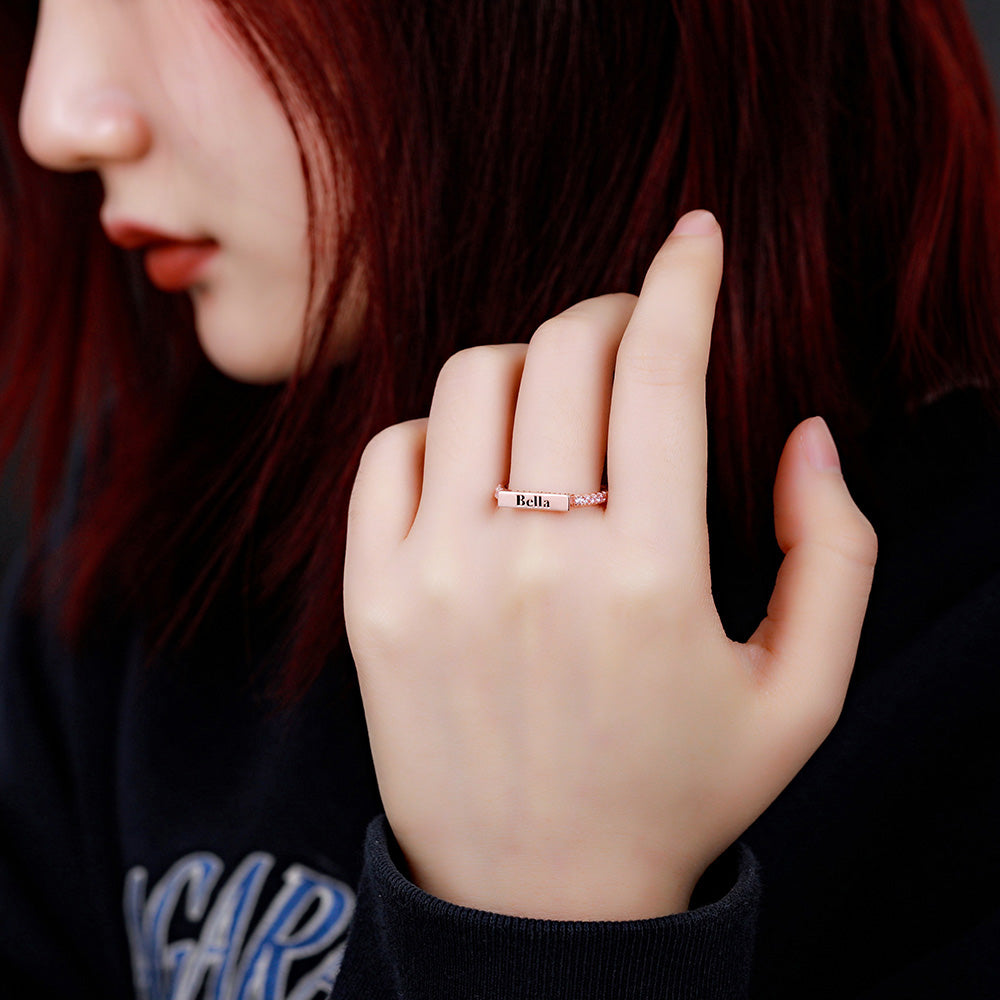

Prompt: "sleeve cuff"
[335,814,760,1000]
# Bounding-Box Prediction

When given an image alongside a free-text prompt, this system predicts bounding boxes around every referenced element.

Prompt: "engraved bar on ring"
[495,489,572,511]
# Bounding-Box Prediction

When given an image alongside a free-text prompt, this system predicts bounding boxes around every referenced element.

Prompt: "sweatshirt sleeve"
[332,813,761,1000]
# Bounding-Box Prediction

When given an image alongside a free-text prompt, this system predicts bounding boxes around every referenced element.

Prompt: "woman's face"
[18,0,353,383]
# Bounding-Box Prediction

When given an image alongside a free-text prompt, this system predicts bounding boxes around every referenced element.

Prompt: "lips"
[142,240,219,292]
[102,220,219,292]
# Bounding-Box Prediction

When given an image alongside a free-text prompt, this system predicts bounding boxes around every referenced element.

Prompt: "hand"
[343,209,877,920]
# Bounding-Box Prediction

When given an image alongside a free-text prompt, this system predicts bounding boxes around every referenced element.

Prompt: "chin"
[193,294,305,384]
[203,343,301,385]
[196,328,303,385]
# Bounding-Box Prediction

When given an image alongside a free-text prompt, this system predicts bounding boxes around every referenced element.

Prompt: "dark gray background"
[1,3,999,575]
[968,0,1000,93]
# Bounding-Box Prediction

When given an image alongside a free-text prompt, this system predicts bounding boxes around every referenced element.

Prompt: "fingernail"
[673,209,718,236]
[804,416,842,471]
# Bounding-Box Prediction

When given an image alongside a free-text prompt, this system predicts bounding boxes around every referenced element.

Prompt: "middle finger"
[506,293,637,502]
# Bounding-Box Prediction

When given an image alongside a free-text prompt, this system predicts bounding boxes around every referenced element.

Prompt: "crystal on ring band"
[571,491,607,507]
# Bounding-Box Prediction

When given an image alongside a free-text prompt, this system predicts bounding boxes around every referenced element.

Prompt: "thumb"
[748,416,878,745]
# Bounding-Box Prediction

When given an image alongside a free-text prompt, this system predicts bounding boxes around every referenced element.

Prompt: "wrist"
[402,838,697,920]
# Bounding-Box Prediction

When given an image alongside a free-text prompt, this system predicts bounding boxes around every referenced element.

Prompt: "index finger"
[606,210,723,553]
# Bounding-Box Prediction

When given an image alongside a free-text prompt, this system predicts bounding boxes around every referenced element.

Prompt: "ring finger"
[506,293,637,502]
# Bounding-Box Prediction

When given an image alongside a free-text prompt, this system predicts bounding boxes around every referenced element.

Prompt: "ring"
[494,484,608,511]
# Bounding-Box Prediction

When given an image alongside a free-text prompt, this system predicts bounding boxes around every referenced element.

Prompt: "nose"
[18,5,152,172]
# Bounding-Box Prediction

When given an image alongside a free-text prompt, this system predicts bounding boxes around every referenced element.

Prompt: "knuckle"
[587,291,640,312]
[436,343,523,392]
[605,552,680,617]
[343,585,408,659]
[416,548,468,608]
[816,516,879,572]
[355,419,419,476]
[856,514,879,564]
[357,425,394,466]
[530,314,599,353]
[508,540,565,597]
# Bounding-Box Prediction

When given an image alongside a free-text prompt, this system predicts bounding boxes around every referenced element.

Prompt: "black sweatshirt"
[0,387,998,999]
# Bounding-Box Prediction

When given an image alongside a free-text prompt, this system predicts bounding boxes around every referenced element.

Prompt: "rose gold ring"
[494,484,608,511]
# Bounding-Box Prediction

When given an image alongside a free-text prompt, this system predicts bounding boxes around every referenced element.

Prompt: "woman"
[1,1,998,997]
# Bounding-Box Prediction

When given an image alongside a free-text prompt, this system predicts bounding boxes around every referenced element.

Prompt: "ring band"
[494,484,608,511]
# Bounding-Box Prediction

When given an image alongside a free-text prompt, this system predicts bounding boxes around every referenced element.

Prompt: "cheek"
[177,64,314,380]
[163,4,359,381]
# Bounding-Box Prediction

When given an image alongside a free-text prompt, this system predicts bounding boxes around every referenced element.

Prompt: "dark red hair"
[2,0,1000,700]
